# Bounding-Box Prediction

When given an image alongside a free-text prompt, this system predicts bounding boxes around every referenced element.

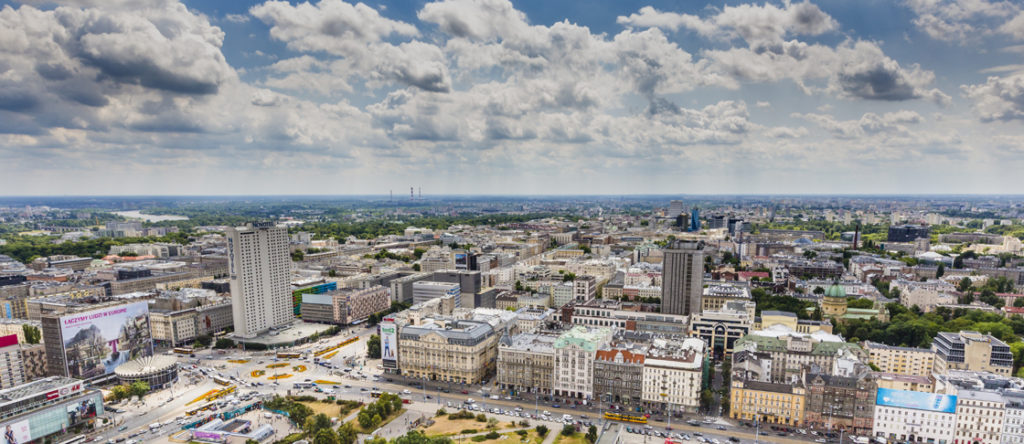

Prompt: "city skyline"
[1,0,1023,195]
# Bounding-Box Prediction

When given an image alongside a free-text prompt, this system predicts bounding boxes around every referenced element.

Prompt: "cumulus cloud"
[963,73,1024,121]
[795,110,925,138]
[905,0,1021,42]
[617,1,836,43]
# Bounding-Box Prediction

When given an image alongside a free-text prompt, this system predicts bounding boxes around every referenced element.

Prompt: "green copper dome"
[825,283,846,299]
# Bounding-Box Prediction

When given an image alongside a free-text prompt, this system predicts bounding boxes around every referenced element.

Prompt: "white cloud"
[617,1,836,43]
[963,73,1024,121]
[905,0,1020,42]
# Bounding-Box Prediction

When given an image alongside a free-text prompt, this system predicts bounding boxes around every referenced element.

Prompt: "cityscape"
[2,1,1024,444]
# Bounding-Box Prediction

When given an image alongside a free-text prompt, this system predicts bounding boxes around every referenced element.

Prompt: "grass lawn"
[464,430,545,444]
[422,416,516,437]
[348,408,407,433]
[553,432,587,444]
[299,401,343,418]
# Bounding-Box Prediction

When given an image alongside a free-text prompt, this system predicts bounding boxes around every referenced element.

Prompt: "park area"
[421,413,516,437]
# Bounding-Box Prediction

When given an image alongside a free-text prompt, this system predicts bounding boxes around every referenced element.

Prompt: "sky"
[1,0,1023,196]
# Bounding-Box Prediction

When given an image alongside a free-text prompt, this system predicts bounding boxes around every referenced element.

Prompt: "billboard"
[1,420,30,444]
[67,397,98,424]
[876,388,957,413]
[380,320,398,364]
[60,302,153,379]
[454,253,468,270]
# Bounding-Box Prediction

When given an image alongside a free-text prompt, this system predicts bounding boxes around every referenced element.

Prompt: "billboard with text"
[60,302,153,379]
[876,388,956,413]
[380,320,398,365]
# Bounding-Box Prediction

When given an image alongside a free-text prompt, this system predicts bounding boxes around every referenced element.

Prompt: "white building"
[227,223,293,338]
[412,281,461,307]
[954,390,1005,444]
[1004,391,1024,444]
[872,389,956,444]
[641,337,705,413]
[553,326,612,401]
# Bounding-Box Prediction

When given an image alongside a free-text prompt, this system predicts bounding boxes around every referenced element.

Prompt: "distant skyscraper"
[668,200,684,217]
[227,222,293,338]
[689,207,700,232]
[661,241,704,316]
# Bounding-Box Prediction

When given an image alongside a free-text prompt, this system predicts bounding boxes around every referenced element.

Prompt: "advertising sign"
[876,388,957,413]
[60,302,153,379]
[1,419,31,444]
[380,321,398,364]
[454,253,468,270]
[67,397,98,424]
[193,430,225,442]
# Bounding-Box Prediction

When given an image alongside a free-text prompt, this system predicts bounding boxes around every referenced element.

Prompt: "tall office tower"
[668,200,684,217]
[227,222,293,338]
[689,207,701,232]
[661,241,705,315]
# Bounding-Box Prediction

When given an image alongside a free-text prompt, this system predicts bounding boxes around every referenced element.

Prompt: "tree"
[305,413,334,436]
[585,425,598,443]
[289,403,314,428]
[535,425,548,437]
[128,381,149,398]
[958,277,973,292]
[700,389,714,412]
[111,384,129,401]
[486,417,499,429]
[337,423,358,444]
[214,338,235,349]
[412,263,421,271]
[813,286,825,295]
[21,324,40,344]
[1014,298,1024,308]
[561,424,576,436]
[195,334,213,347]
[366,334,381,359]
[291,250,305,261]
[313,429,340,444]
[936,263,945,278]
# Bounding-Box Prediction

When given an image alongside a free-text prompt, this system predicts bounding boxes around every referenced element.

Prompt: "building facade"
[803,373,877,436]
[334,285,390,325]
[398,319,498,384]
[932,331,1013,376]
[661,241,704,316]
[953,390,1005,444]
[497,333,557,396]
[872,389,956,444]
[227,223,293,338]
[862,341,935,377]
[730,379,806,426]
[553,326,612,400]
[641,338,705,414]
[594,347,645,408]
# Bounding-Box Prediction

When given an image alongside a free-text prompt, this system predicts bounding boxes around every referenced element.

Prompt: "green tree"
[585,425,598,443]
[292,250,305,261]
[337,423,358,444]
[214,338,235,349]
[813,286,825,295]
[289,403,314,428]
[366,334,381,359]
[958,277,973,292]
[128,381,150,398]
[936,263,945,278]
[1014,298,1024,308]
[305,413,334,436]
[313,429,340,444]
[561,424,576,436]
[535,425,548,437]
[21,324,40,344]
[195,334,212,347]
[111,384,129,400]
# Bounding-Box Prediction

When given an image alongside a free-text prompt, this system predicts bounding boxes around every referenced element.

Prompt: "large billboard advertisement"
[60,302,153,379]
[876,388,957,413]
[2,420,30,444]
[380,320,398,365]
[454,253,468,270]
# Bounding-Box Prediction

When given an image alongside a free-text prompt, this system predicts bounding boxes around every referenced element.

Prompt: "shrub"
[485,431,500,440]
[519,420,530,427]
[450,410,476,420]
[460,429,479,435]
[535,425,548,437]
[475,413,487,422]
[561,424,576,436]
[436,408,448,416]
[516,430,528,436]
[470,436,488,442]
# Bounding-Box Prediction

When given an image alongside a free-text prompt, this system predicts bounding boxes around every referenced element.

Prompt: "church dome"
[825,283,846,299]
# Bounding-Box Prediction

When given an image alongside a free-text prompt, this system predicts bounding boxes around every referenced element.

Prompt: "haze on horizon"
[1,0,1023,195]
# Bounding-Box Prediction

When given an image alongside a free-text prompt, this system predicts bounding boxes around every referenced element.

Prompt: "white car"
[402,389,411,394]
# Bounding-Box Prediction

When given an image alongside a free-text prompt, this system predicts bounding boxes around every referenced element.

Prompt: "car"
[814,439,827,443]
[727,438,739,443]
[461,390,469,394]
[552,404,560,408]
[716,426,726,431]
[402,389,411,394]
[118,426,128,432]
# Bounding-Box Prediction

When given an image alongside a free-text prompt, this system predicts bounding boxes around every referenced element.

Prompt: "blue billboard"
[876,388,957,413]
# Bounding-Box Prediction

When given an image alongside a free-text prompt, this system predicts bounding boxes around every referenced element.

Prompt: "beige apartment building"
[398,318,499,384]
[932,331,1013,376]
[497,333,557,395]
[873,372,935,393]
[861,341,935,376]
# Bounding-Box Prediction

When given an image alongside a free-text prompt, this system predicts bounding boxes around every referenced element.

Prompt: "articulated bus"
[57,436,86,444]
[277,351,301,359]
[173,347,194,355]
[186,402,218,416]
[370,390,383,398]
[213,376,231,386]
[603,412,648,424]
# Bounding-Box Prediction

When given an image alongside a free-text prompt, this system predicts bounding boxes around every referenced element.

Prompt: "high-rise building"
[668,200,684,217]
[661,241,704,316]
[689,207,700,232]
[226,222,292,338]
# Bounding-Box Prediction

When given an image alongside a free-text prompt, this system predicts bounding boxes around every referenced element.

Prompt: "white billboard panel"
[60,301,153,379]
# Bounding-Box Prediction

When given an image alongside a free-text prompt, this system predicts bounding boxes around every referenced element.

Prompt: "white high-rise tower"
[227,222,293,338]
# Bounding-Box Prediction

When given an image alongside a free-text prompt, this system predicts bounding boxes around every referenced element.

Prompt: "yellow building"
[730,379,805,426]
[861,341,935,376]
[873,372,935,393]
[756,311,833,334]
[820,283,848,317]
